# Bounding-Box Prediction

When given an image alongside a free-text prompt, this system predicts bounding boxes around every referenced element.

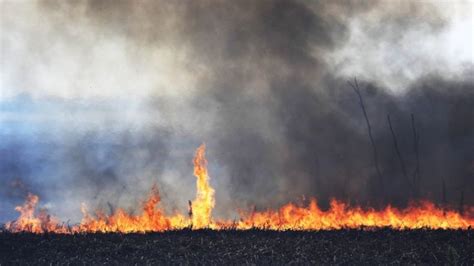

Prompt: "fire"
[4,145,474,233]
[5,193,69,234]
[235,200,474,230]
[190,144,215,229]
[75,185,188,233]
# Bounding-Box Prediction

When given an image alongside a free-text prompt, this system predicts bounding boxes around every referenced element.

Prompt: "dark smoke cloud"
[1,0,472,221]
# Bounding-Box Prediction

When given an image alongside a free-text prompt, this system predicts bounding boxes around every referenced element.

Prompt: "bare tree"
[411,114,421,197]
[349,78,384,194]
[387,115,411,193]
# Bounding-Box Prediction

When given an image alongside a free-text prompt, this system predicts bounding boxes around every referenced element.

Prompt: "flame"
[5,145,474,233]
[75,185,188,233]
[190,144,215,229]
[234,199,474,230]
[5,193,69,233]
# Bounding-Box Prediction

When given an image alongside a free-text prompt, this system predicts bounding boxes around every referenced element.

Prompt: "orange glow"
[5,145,474,233]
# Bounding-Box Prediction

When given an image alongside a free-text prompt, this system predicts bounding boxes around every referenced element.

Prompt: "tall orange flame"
[191,144,215,229]
[4,145,474,233]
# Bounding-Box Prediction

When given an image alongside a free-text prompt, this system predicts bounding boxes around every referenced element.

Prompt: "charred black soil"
[0,229,473,264]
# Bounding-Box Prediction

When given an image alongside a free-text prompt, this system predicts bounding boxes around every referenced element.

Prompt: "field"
[1,229,473,264]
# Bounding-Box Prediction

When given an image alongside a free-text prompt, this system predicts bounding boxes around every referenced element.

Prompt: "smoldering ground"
[0,0,472,222]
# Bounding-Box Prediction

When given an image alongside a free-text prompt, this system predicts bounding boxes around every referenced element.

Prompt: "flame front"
[5,145,474,233]
[235,199,474,230]
[76,185,188,233]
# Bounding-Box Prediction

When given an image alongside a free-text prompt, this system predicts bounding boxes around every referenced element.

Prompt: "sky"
[0,0,473,223]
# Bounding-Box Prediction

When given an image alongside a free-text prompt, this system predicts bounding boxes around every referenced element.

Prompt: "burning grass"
[2,145,474,263]
[4,144,474,233]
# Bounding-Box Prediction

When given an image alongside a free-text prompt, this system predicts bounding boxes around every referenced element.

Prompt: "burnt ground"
[0,229,473,264]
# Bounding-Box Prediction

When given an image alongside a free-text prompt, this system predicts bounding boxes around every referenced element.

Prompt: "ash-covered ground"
[0,229,473,264]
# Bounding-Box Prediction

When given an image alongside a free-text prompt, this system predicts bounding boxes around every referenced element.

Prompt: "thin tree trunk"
[349,78,384,196]
[411,114,421,198]
[387,115,411,192]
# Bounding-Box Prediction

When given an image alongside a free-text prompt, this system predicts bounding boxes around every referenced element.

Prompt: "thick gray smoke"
[0,0,472,222]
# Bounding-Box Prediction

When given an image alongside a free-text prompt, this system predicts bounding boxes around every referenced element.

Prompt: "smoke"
[0,0,472,222]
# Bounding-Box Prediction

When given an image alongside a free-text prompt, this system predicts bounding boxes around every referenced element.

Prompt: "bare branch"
[387,115,410,189]
[411,114,421,197]
[349,78,384,193]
